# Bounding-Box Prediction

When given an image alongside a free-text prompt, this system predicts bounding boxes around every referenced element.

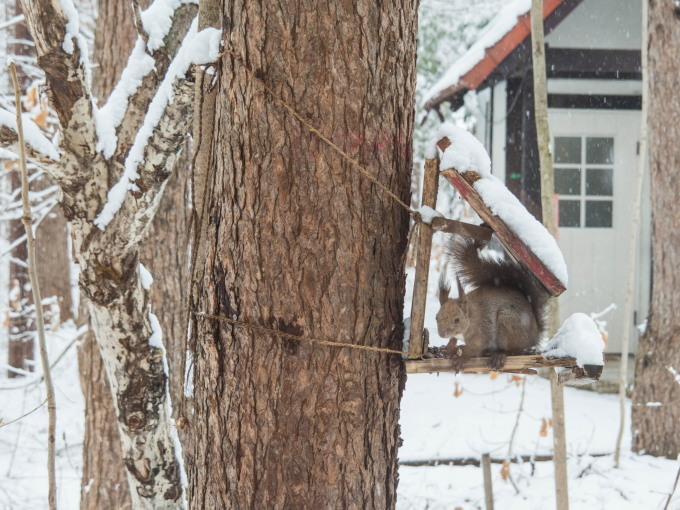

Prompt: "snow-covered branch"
[0,108,60,167]
[19,0,95,160]
[96,1,198,161]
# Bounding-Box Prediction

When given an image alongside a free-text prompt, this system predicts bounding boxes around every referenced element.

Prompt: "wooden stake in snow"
[530,1,569,509]
[482,452,495,510]
[9,61,57,510]
[614,0,648,469]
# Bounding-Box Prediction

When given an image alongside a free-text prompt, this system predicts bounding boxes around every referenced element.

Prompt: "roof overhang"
[423,0,585,112]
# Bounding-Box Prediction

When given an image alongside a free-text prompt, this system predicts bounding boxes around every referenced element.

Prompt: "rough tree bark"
[1,0,217,506]
[632,0,680,459]
[187,1,418,508]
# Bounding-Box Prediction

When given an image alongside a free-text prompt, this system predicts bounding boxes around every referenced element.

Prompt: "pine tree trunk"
[632,0,680,459]
[187,2,417,508]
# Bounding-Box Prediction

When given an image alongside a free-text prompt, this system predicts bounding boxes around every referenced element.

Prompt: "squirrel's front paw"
[485,351,507,370]
[445,340,466,372]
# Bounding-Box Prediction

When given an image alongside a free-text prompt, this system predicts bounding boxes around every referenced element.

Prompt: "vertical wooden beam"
[408,157,439,358]
[482,453,494,510]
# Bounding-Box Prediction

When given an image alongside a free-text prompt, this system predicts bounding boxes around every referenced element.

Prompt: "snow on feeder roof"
[435,123,567,295]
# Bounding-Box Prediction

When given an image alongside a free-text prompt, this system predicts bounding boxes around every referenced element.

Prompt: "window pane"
[555,168,581,195]
[559,200,581,227]
[554,137,581,164]
[586,137,614,164]
[585,200,613,228]
[586,168,613,196]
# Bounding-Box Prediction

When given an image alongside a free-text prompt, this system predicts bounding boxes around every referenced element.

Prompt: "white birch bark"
[0,0,217,507]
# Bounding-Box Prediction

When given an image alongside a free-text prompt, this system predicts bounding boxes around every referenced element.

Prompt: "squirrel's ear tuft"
[438,272,451,305]
[456,276,465,298]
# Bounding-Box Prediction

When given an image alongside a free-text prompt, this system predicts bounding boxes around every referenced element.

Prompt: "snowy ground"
[0,323,84,510]
[0,255,678,509]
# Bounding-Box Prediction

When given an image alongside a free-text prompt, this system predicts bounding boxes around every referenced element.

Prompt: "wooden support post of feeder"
[408,157,440,359]
[482,452,494,510]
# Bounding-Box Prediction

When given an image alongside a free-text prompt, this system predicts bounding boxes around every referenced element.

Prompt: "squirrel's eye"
[454,318,460,324]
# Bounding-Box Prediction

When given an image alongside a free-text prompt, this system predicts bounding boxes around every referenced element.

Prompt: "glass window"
[585,200,613,228]
[558,200,581,227]
[554,137,581,164]
[586,137,614,164]
[586,169,613,196]
[555,168,581,195]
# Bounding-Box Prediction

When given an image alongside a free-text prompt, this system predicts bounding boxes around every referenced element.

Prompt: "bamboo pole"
[530,1,568,509]
[9,61,57,510]
[614,0,648,469]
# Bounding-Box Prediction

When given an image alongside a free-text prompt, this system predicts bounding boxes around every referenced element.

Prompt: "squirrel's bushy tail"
[446,234,551,334]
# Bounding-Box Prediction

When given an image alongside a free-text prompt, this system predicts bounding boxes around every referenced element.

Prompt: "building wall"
[546,0,641,50]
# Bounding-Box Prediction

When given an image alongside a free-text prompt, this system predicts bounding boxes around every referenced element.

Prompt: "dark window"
[555,168,581,195]
[559,200,581,227]
[554,137,581,164]
[585,200,613,228]
[585,168,613,196]
[586,137,614,164]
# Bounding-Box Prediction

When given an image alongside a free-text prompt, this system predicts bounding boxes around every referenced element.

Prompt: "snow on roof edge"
[422,0,532,108]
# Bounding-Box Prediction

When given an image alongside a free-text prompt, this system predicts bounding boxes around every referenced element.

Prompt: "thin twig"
[505,377,527,494]
[9,61,57,510]
[665,463,680,510]
[0,399,47,429]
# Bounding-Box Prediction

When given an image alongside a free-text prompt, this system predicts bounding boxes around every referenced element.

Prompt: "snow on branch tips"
[93,23,221,230]
[0,108,60,161]
[543,313,605,368]
[435,123,568,286]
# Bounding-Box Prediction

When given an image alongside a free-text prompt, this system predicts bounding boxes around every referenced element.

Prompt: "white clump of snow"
[59,0,92,86]
[94,23,222,230]
[422,0,531,106]
[418,205,443,225]
[95,40,156,158]
[543,313,605,367]
[141,0,196,52]
[435,122,491,177]
[475,175,568,285]
[139,263,154,290]
[0,108,61,161]
[148,311,164,349]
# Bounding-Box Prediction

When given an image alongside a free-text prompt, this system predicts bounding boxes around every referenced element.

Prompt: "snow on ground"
[0,323,84,510]
[398,451,678,510]
[0,251,677,509]
[400,252,680,510]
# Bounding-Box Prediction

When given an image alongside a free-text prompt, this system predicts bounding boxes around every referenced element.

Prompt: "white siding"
[546,0,641,50]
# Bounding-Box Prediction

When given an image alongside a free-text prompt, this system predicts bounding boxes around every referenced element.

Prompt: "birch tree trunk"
[6,0,212,506]
[632,0,680,459]
[79,0,191,507]
[187,1,418,507]
[531,1,568,508]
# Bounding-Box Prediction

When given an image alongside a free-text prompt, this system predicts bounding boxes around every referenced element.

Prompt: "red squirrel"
[436,235,551,370]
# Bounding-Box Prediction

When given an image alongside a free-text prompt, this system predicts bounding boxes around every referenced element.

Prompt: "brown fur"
[436,235,551,368]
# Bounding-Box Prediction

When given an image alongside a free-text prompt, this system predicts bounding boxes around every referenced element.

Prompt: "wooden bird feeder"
[405,136,602,386]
